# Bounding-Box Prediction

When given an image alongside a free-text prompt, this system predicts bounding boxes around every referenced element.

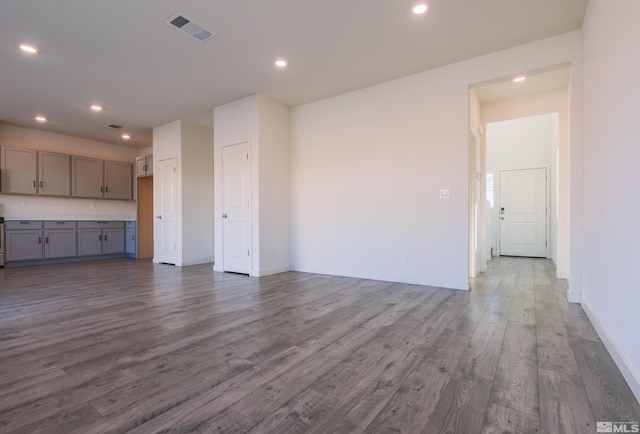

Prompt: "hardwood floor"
[0,257,638,433]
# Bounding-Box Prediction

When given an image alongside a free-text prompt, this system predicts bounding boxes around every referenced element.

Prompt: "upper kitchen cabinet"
[0,146,37,194]
[136,154,153,177]
[71,157,133,200]
[38,151,71,196]
[104,161,132,200]
[71,156,104,198]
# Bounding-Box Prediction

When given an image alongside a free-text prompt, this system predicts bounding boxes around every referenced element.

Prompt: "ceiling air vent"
[108,124,123,129]
[166,13,216,43]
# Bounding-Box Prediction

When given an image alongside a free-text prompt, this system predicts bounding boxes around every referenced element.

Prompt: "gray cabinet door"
[44,230,77,258]
[72,156,103,198]
[136,156,147,177]
[104,161,132,200]
[77,229,102,256]
[6,230,43,261]
[0,147,37,194]
[39,152,71,196]
[103,228,125,254]
[125,228,136,255]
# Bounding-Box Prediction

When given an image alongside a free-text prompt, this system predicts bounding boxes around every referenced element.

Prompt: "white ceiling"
[0,0,588,148]
[474,66,572,104]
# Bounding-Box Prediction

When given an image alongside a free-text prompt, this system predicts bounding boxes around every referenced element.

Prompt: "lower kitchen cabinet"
[5,220,131,265]
[77,222,125,256]
[44,221,77,259]
[6,229,43,262]
[125,221,136,256]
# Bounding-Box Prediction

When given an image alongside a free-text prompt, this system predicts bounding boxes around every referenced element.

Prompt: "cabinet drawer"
[44,221,76,229]
[77,221,125,229]
[125,221,136,228]
[6,221,42,230]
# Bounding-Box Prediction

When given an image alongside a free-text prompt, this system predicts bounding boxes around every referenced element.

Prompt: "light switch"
[439,189,450,199]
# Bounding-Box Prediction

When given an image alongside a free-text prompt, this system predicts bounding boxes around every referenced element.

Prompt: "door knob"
[222,214,228,219]
[157,216,162,219]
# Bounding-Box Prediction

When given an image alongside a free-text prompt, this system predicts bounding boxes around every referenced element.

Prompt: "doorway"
[221,142,251,274]
[137,176,153,259]
[156,157,177,264]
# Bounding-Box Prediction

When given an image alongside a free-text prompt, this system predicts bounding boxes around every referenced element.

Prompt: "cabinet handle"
[45,237,49,244]
[132,234,135,240]
[104,235,108,241]
[100,186,104,193]
[38,237,42,244]
[105,186,109,193]
[19,221,30,224]
[40,181,43,188]
[99,235,102,241]
[33,180,36,188]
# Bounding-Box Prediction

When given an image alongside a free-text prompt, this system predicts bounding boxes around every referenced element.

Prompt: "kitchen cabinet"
[38,152,71,196]
[136,154,153,177]
[0,147,37,195]
[43,221,76,259]
[77,221,125,256]
[71,156,104,198]
[1,146,132,201]
[125,221,136,256]
[72,157,132,200]
[104,161,132,200]
[5,221,43,261]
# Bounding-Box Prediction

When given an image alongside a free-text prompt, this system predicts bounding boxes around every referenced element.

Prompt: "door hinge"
[246,153,249,160]
[247,249,250,256]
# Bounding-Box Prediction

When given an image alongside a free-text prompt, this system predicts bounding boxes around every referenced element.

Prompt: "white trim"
[252,265,291,277]
[291,265,470,291]
[567,286,581,303]
[581,301,640,403]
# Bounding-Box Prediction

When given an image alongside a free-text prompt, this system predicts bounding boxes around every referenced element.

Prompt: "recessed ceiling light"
[513,76,526,83]
[274,59,287,68]
[19,44,38,54]
[412,3,429,15]
[91,105,103,112]
[35,116,47,122]
[121,134,131,140]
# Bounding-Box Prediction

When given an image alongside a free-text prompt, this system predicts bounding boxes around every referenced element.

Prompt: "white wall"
[213,95,258,273]
[581,0,640,401]
[481,89,570,278]
[0,123,138,219]
[213,94,290,276]
[257,95,291,276]
[152,120,214,266]
[291,31,582,290]
[181,122,214,265]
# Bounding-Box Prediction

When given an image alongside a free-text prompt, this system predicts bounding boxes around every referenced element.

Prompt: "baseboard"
[252,265,290,277]
[290,264,469,291]
[567,287,581,304]
[582,301,640,403]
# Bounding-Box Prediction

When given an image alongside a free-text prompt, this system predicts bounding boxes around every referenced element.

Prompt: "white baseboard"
[251,265,290,277]
[290,264,469,291]
[581,301,640,404]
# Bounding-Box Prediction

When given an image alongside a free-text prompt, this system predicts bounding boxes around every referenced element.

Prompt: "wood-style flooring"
[0,257,638,433]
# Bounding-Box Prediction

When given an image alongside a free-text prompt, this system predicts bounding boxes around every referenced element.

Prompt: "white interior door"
[499,168,547,257]
[157,157,177,264]
[222,142,251,274]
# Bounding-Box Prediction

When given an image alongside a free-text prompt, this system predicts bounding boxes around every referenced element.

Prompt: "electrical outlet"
[439,189,450,199]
